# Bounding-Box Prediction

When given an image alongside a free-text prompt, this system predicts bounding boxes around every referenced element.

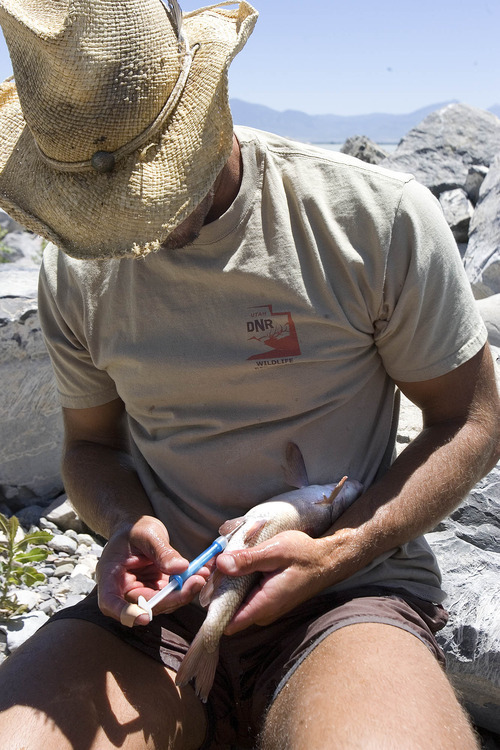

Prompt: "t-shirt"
[38,126,487,604]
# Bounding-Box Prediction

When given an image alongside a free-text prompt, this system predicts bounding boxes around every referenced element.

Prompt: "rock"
[76,533,96,547]
[399,352,500,736]
[427,463,500,735]
[477,295,500,348]
[53,561,76,578]
[382,104,500,196]
[465,165,489,206]
[0,209,44,267]
[89,542,104,557]
[59,593,86,609]
[39,517,58,532]
[0,296,64,509]
[44,495,86,534]
[13,589,41,612]
[48,534,78,555]
[72,557,98,577]
[0,210,25,235]
[0,522,24,547]
[1,611,49,653]
[0,266,41,298]
[14,504,46,528]
[396,392,422,453]
[38,597,58,616]
[57,573,95,597]
[438,188,474,243]
[340,135,389,165]
[0,231,43,267]
[428,530,500,734]
[464,156,500,298]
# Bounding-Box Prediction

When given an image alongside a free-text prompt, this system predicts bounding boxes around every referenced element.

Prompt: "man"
[0,1,498,748]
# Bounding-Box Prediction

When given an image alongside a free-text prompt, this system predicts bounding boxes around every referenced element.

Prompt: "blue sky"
[0,0,498,116]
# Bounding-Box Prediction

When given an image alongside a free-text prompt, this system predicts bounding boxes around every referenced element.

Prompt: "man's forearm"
[62,440,155,540]
[324,413,500,585]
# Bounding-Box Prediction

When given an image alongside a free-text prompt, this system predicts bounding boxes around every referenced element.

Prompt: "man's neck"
[204,135,242,224]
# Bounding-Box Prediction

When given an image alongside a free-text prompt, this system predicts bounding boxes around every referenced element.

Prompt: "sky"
[0,0,498,116]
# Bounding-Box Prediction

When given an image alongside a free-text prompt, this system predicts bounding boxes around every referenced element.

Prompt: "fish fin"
[219,516,245,537]
[199,569,224,609]
[282,442,310,488]
[330,479,364,520]
[314,476,347,505]
[176,631,219,703]
[243,518,268,544]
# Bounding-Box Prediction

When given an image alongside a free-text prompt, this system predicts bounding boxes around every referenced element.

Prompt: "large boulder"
[398,345,500,737]
[340,135,389,165]
[382,103,500,196]
[438,188,474,245]
[0,296,64,509]
[0,213,63,510]
[477,295,500,348]
[463,155,500,298]
[427,461,500,735]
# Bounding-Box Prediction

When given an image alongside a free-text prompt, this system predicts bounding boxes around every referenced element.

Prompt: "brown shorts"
[49,586,448,749]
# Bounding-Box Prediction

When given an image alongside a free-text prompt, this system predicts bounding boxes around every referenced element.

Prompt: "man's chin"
[160,189,215,252]
[160,229,201,252]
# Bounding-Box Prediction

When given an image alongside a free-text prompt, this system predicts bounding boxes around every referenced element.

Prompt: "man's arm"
[62,398,208,623]
[62,398,154,538]
[218,344,500,633]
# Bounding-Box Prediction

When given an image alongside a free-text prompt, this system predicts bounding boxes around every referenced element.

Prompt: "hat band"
[33,38,199,174]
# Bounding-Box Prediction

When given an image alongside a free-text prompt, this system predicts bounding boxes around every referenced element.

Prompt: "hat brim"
[0,3,257,259]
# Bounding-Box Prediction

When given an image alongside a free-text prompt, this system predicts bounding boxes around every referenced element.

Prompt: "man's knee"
[0,618,207,750]
[259,622,479,750]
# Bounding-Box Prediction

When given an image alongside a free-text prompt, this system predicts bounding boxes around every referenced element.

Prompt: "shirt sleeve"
[373,178,487,382]
[37,249,119,409]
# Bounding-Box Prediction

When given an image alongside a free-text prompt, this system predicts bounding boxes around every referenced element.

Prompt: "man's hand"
[218,345,500,637]
[216,529,334,635]
[96,515,209,626]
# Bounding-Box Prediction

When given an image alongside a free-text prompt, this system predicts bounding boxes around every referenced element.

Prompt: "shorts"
[49,586,448,749]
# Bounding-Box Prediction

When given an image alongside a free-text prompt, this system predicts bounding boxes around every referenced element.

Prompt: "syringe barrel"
[170,535,228,589]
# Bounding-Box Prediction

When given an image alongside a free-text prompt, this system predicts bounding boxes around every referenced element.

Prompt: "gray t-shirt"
[38,126,487,603]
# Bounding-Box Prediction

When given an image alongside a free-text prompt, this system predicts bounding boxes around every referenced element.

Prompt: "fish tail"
[175,629,219,703]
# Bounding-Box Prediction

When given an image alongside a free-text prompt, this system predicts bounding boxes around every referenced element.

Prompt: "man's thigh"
[0,618,207,750]
[260,621,479,750]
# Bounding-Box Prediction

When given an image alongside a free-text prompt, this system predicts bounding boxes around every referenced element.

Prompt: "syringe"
[136,532,234,623]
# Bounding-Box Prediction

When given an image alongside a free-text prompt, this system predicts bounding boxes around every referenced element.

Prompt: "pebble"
[72,559,98,577]
[49,534,78,555]
[14,589,41,611]
[0,504,105,661]
[53,563,75,578]
[77,533,95,547]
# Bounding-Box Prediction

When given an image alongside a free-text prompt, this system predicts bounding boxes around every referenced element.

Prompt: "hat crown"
[0,0,181,162]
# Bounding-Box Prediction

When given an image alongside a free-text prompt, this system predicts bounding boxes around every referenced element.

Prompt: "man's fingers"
[217,532,303,576]
[153,573,207,614]
[133,526,188,575]
[120,602,149,628]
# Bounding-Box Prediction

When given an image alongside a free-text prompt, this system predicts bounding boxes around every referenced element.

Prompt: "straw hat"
[0,0,257,259]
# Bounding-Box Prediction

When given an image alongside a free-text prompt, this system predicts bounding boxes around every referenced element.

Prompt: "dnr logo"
[246,304,302,365]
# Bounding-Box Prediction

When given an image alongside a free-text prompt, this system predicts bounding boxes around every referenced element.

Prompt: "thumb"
[217,532,297,576]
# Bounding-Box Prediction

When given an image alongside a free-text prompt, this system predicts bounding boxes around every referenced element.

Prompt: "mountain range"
[230,99,500,144]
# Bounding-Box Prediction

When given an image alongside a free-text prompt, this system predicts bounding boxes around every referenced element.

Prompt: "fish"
[175,442,363,701]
